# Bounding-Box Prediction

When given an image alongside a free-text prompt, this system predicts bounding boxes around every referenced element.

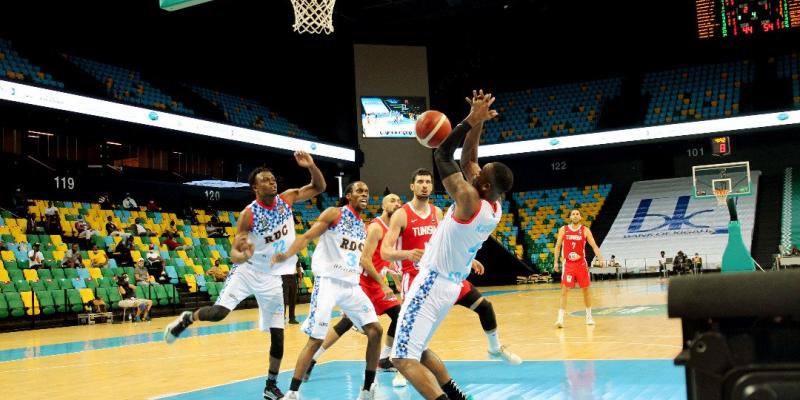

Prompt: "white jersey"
[418,199,501,283]
[242,195,297,275]
[311,205,367,285]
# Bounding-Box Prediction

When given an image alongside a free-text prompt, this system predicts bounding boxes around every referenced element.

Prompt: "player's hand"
[465,89,499,123]
[294,150,315,168]
[553,263,560,273]
[595,257,604,267]
[405,249,424,262]
[381,284,395,300]
[471,259,485,275]
[231,236,255,263]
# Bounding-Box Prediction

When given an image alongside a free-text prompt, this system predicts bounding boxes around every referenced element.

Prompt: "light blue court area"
[158,360,687,400]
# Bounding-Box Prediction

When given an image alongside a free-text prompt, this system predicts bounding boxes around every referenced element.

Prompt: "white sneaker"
[555,318,564,328]
[392,372,408,387]
[586,316,595,326]
[357,383,376,400]
[284,390,300,399]
[488,345,522,365]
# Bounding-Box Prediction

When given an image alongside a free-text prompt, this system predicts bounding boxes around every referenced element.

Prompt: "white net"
[291,0,336,34]
[714,188,729,206]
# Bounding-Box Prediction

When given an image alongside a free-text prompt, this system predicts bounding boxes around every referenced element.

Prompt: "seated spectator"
[117,273,152,322]
[162,220,178,237]
[146,199,160,211]
[113,237,134,266]
[608,255,620,268]
[673,251,689,274]
[28,242,44,269]
[89,244,108,268]
[205,216,229,238]
[182,204,199,225]
[134,218,157,237]
[207,259,228,282]
[75,217,101,249]
[44,201,61,233]
[791,245,800,256]
[105,216,131,240]
[98,192,113,210]
[692,253,703,270]
[62,243,83,268]
[134,258,159,286]
[163,232,191,251]
[146,244,166,281]
[122,193,138,210]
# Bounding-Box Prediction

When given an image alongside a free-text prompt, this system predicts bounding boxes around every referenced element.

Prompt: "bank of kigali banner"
[600,172,760,269]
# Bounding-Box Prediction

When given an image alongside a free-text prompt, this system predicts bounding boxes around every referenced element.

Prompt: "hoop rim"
[714,188,730,205]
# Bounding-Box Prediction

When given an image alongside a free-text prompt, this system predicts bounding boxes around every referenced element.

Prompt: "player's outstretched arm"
[434,92,497,220]
[553,227,564,273]
[380,208,423,262]
[361,223,394,298]
[230,207,255,264]
[272,207,339,264]
[280,151,326,206]
[585,227,603,265]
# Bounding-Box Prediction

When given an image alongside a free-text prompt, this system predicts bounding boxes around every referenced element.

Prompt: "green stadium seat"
[4,292,25,317]
[36,290,56,314]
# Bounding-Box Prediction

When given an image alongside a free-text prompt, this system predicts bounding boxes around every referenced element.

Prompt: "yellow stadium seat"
[49,235,63,246]
[133,236,144,246]
[207,238,216,246]
[0,269,9,282]
[23,269,38,281]
[1,251,15,262]
[192,265,204,275]
[220,265,229,273]
[79,288,95,304]
[130,251,142,262]
[20,291,40,315]
[88,268,102,280]
[211,250,221,259]
[177,250,188,259]
[185,275,197,292]
[303,277,313,290]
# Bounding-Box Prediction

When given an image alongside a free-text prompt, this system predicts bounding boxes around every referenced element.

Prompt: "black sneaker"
[164,311,193,344]
[263,380,284,400]
[378,357,396,372]
[288,319,299,325]
[303,359,316,382]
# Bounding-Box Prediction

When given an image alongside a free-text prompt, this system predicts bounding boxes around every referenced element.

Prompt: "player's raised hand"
[465,89,498,122]
[294,151,315,168]
[231,235,255,263]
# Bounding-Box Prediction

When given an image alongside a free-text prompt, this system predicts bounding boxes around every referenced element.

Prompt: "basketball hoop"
[714,188,729,206]
[290,0,336,34]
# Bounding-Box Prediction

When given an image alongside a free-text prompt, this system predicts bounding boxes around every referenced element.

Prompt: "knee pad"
[475,300,497,332]
[333,317,354,336]
[197,305,230,322]
[385,305,401,337]
[269,328,284,359]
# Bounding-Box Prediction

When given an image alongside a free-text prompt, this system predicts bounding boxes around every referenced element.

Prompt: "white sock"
[586,308,592,318]
[312,346,326,361]
[486,329,501,352]
[380,345,392,359]
[557,309,565,320]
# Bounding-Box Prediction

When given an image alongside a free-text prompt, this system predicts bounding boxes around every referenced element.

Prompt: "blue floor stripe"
[158,359,687,400]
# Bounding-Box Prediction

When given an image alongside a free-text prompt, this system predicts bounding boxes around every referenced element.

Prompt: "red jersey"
[562,224,587,265]
[398,202,438,274]
[366,217,391,275]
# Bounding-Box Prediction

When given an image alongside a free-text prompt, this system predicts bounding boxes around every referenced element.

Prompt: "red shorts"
[403,268,472,303]
[561,262,590,288]
[360,276,401,316]
[456,279,473,303]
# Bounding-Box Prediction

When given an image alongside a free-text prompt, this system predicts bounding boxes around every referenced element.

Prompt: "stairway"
[751,173,782,268]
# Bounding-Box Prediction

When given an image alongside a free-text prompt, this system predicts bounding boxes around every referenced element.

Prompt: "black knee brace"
[385,305,401,337]
[269,328,284,359]
[333,317,354,336]
[474,299,497,332]
[197,305,230,322]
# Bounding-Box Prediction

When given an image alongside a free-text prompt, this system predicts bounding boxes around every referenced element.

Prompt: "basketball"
[415,110,452,148]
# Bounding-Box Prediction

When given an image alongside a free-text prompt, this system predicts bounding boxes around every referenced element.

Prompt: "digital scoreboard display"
[697,0,800,39]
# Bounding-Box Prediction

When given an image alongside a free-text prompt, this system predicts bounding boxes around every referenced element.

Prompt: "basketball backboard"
[692,161,751,200]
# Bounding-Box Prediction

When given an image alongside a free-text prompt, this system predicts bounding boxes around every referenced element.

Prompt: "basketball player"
[273,181,392,400]
[163,151,325,400]
[380,168,521,366]
[303,193,409,388]
[553,209,603,328]
[391,90,514,400]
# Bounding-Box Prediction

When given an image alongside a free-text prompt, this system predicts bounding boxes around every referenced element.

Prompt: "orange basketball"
[415,110,451,148]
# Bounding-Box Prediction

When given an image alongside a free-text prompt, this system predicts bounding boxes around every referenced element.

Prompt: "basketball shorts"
[391,268,460,361]
[360,276,402,316]
[302,276,379,339]
[562,262,590,289]
[216,263,285,331]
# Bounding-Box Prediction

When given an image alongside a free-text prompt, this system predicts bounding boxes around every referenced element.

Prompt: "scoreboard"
[697,0,800,39]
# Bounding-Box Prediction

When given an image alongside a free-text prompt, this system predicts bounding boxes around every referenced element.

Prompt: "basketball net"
[290,0,336,34]
[714,188,729,206]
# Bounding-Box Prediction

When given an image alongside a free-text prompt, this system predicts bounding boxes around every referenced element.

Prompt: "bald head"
[381,194,402,217]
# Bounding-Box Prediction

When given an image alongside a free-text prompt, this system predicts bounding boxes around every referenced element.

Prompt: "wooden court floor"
[0,278,682,400]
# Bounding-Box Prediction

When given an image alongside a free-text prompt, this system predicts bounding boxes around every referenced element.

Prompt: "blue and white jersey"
[418,199,501,283]
[243,195,297,275]
[312,205,367,285]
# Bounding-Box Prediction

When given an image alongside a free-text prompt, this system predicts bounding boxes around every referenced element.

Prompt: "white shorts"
[302,276,378,339]
[216,263,284,331]
[391,268,460,361]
